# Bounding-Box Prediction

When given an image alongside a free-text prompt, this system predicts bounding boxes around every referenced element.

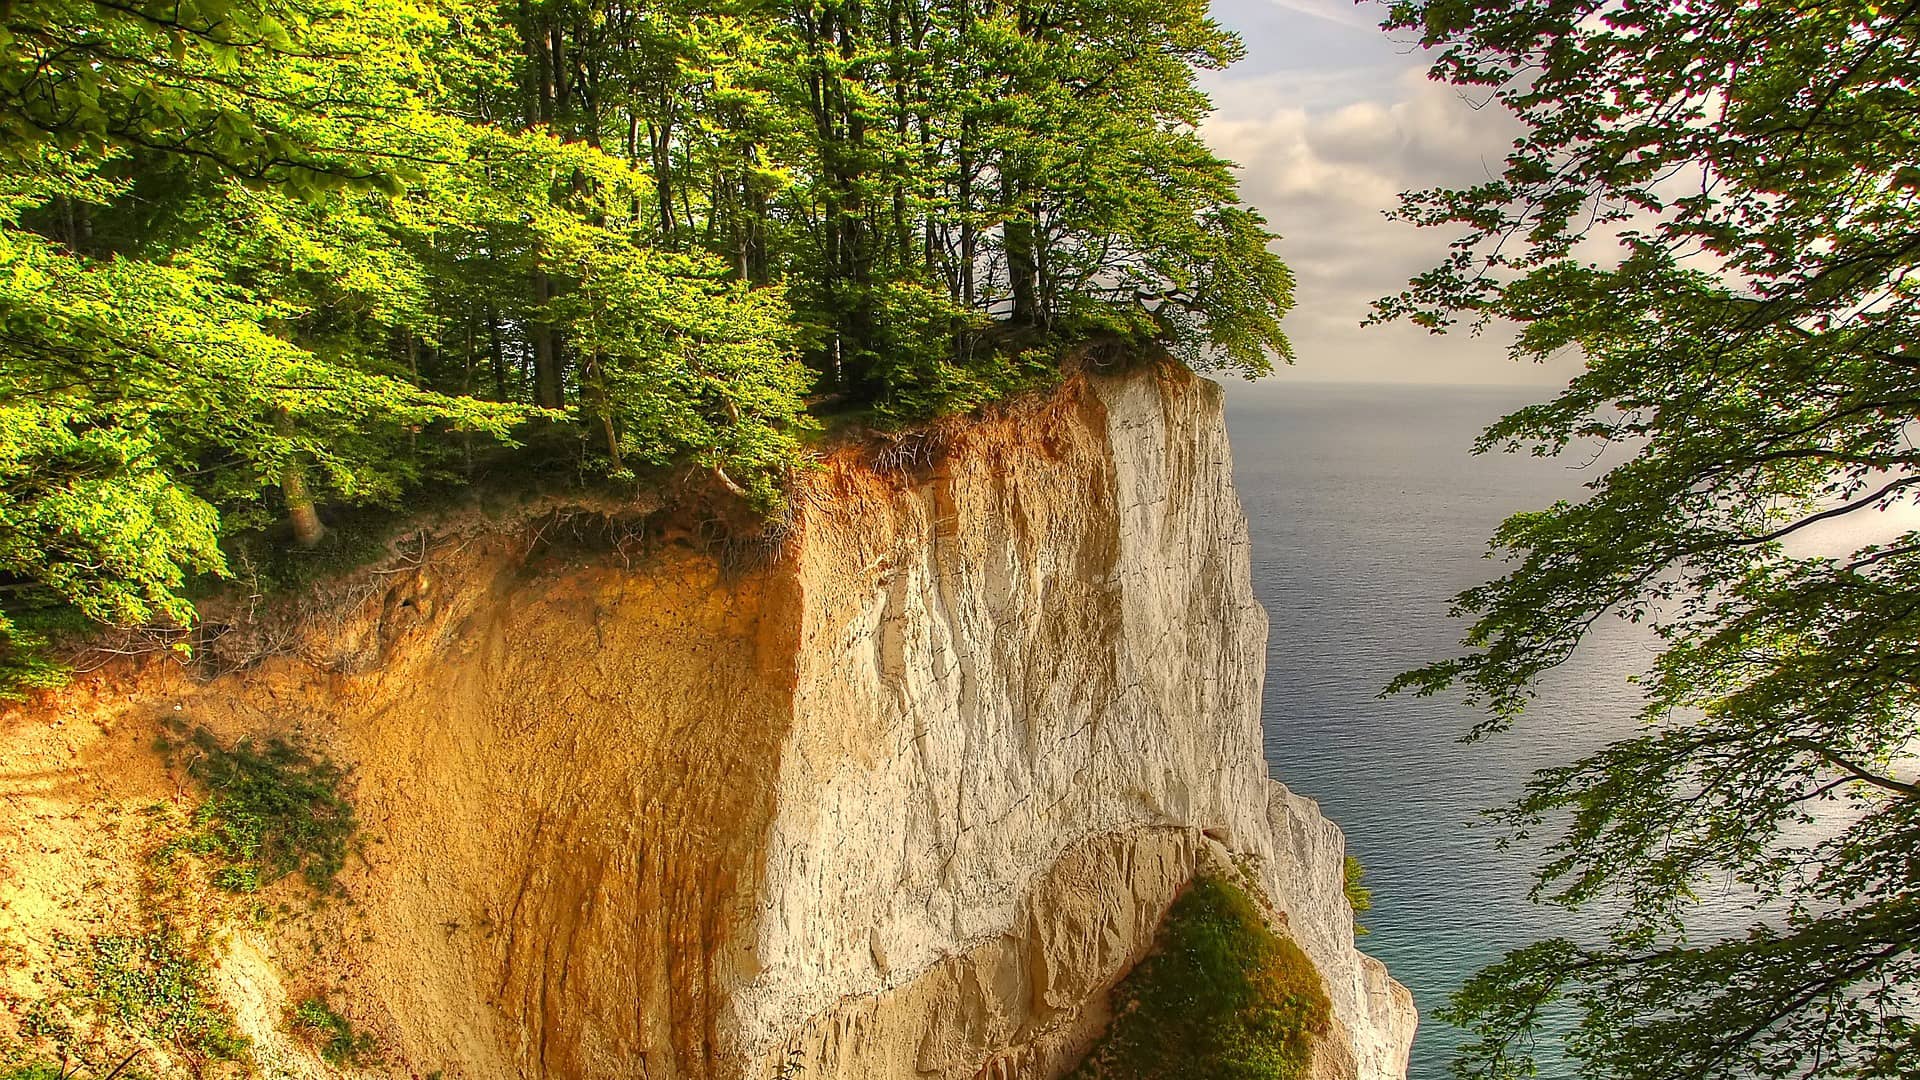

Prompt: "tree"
[1,0,1286,698]
[0,0,540,691]
[0,0,811,692]
[1375,1,1920,1077]
[0,0,407,193]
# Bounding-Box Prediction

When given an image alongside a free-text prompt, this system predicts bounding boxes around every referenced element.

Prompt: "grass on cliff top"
[1071,873,1332,1080]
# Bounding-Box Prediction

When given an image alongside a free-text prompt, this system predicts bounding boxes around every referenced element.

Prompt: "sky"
[1198,0,1577,387]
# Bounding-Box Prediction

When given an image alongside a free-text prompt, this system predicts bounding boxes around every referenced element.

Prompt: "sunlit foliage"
[1378,1,1920,1076]
[0,0,1289,693]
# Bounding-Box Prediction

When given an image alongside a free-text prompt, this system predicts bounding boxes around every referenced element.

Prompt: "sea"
[1224,380,1658,1080]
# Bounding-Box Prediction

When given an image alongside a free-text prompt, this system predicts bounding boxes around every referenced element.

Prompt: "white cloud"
[1198,60,1564,385]
[1252,0,1383,33]
[1304,101,1403,164]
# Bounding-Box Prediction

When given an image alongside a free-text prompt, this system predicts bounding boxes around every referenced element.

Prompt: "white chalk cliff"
[732,362,1416,1079]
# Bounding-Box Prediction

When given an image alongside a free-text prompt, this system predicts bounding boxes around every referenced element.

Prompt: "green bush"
[1071,873,1332,1080]
[289,997,378,1067]
[85,929,248,1062]
[1344,855,1373,936]
[173,728,356,893]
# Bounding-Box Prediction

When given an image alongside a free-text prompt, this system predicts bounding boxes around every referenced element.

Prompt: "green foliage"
[174,728,357,894]
[0,600,87,702]
[84,929,248,1063]
[1375,1,1920,1078]
[289,997,378,1067]
[1071,874,1330,1080]
[0,0,1287,696]
[1343,856,1372,936]
[0,1,545,696]
[0,0,411,194]
[0,1064,63,1080]
[14,997,77,1053]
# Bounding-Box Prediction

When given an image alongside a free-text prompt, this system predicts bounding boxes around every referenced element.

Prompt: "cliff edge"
[0,362,1415,1080]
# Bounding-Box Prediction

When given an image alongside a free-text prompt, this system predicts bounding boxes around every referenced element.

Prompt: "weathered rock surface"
[736,365,1414,1079]
[0,362,1413,1080]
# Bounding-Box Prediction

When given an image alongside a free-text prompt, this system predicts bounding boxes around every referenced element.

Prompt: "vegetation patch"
[1,1003,79,1080]
[83,928,248,1064]
[289,998,378,1067]
[1344,855,1372,936]
[5,802,256,1077]
[1071,873,1331,1080]
[166,727,357,894]
[4,728,355,1076]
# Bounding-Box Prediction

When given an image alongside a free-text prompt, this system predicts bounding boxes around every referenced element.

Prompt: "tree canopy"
[1376,1,1920,1077]
[0,0,1291,695]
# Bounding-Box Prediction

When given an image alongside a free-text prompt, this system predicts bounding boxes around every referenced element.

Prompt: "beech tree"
[0,0,538,689]
[0,0,812,691]
[2,0,1290,696]
[466,0,1291,407]
[1376,1,1920,1077]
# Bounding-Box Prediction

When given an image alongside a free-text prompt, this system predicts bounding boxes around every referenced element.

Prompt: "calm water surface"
[1225,381,1655,1080]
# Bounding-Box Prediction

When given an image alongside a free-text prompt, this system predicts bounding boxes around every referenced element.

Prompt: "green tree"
[1376,1,1920,1077]
[1,0,1284,697]
[1343,855,1371,936]
[0,1,540,691]
[483,0,1291,405]
[0,0,817,693]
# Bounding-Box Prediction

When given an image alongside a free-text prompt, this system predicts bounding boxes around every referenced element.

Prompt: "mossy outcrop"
[1073,873,1330,1080]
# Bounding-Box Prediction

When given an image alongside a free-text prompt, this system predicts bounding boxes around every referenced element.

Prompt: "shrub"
[174,728,356,893]
[1344,855,1373,936]
[1071,873,1332,1080]
[289,997,379,1067]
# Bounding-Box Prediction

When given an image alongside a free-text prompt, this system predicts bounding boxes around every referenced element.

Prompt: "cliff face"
[0,363,1414,1080]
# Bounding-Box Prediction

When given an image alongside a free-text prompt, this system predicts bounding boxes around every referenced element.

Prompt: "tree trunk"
[531,269,564,408]
[584,350,623,470]
[523,0,553,126]
[486,304,508,400]
[1005,171,1038,323]
[549,23,569,119]
[958,128,975,309]
[650,117,676,246]
[748,175,770,284]
[275,411,325,548]
[601,413,623,470]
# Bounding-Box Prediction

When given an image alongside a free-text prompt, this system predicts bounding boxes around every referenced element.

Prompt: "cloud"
[1304,101,1402,164]
[1251,0,1384,33]
[1198,63,1558,385]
